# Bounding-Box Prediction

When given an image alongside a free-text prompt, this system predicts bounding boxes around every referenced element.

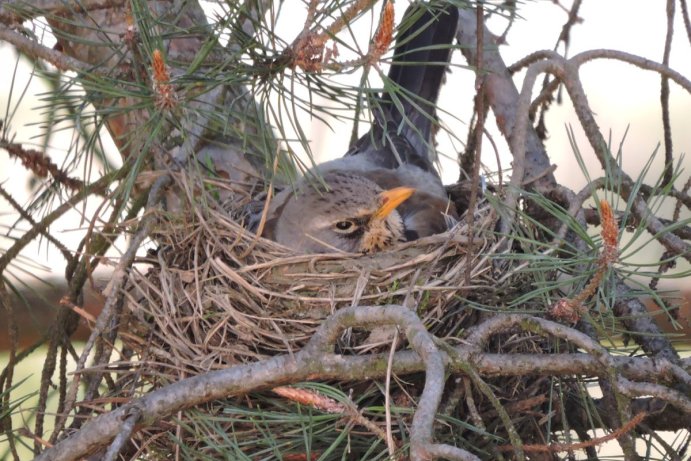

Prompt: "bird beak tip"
[375,186,415,218]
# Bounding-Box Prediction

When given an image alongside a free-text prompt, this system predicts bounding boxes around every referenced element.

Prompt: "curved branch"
[557,55,691,262]
[502,48,691,262]
[510,49,691,93]
[306,305,479,461]
[571,49,691,92]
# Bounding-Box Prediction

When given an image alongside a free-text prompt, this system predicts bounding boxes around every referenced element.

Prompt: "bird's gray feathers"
[266,172,406,253]
[315,156,447,199]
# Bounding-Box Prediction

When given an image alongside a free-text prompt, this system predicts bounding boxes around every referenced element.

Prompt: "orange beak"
[374,186,415,219]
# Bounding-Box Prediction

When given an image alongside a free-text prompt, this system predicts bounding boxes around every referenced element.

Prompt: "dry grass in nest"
[124,199,497,374]
[117,178,514,457]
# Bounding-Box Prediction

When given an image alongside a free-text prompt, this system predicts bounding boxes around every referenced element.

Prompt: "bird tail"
[378,3,458,166]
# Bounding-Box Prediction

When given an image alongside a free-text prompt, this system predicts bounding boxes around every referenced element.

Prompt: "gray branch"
[34,310,691,461]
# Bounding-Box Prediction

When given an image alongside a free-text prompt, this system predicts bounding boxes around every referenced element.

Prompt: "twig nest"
[124,189,496,375]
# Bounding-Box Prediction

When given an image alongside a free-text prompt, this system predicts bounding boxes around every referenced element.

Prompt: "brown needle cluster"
[272,386,346,413]
[368,0,394,64]
[2,140,86,193]
[550,199,619,323]
[292,32,330,72]
[291,0,394,72]
[151,49,177,109]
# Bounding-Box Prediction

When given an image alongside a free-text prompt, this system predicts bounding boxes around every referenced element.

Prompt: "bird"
[262,2,459,253]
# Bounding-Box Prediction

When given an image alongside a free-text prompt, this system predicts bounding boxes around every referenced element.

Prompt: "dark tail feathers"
[347,3,458,172]
[384,3,458,133]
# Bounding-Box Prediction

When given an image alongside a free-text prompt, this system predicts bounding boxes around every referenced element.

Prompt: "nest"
[125,203,496,367]
[117,177,530,458]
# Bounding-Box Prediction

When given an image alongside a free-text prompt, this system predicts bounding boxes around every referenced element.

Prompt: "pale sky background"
[0,0,689,288]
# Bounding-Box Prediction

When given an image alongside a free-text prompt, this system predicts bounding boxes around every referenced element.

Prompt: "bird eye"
[334,220,356,233]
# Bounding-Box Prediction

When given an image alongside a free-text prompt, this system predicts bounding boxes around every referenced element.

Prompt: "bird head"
[272,172,415,253]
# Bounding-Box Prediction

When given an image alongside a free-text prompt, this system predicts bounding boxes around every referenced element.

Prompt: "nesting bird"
[263,3,459,253]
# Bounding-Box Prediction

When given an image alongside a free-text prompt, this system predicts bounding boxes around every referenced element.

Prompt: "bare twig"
[660,0,675,186]
[555,0,583,53]
[385,329,398,457]
[456,9,556,191]
[0,0,126,24]
[510,49,691,92]
[681,0,691,45]
[498,411,647,454]
[464,3,487,287]
[0,24,97,73]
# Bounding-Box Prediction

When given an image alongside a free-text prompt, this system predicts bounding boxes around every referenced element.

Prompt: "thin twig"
[102,406,142,461]
[498,412,647,454]
[681,0,691,45]
[53,174,171,438]
[0,185,74,265]
[0,281,20,461]
[464,3,486,287]
[660,0,675,186]
[0,167,123,272]
[385,328,398,457]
